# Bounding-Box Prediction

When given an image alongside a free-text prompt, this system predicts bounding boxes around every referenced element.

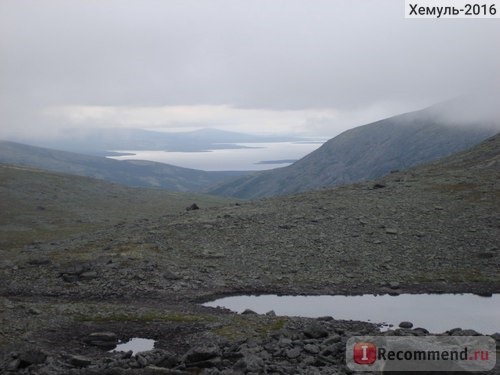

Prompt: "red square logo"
[353,342,377,365]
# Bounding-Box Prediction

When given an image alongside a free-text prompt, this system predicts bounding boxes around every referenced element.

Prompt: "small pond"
[203,294,500,334]
[112,338,156,355]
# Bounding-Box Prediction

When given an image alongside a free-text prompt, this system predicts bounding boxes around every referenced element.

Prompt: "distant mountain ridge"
[209,99,500,199]
[8,128,306,155]
[0,141,248,192]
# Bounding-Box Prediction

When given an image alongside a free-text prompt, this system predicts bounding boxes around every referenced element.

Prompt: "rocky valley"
[0,132,499,374]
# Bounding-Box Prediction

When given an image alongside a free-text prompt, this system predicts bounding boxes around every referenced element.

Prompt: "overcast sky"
[1,0,499,140]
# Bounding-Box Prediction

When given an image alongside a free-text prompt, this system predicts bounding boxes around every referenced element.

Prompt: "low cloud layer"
[1,0,499,140]
[41,102,426,138]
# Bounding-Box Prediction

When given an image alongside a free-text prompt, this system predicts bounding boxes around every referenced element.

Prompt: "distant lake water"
[108,142,324,171]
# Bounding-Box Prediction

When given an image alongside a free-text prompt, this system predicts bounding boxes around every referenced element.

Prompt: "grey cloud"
[0,0,499,138]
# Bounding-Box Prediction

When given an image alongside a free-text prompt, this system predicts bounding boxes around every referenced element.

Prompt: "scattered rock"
[476,291,493,297]
[80,271,98,280]
[233,354,264,372]
[70,355,92,367]
[137,354,149,367]
[303,322,328,339]
[279,337,292,348]
[477,252,495,259]
[304,344,320,354]
[399,321,413,329]
[286,347,301,359]
[320,344,341,358]
[85,332,118,349]
[241,308,257,315]
[122,350,134,359]
[18,350,47,368]
[156,352,179,368]
[60,262,92,276]
[60,262,93,282]
[27,257,51,266]
[62,274,79,283]
[317,316,334,321]
[446,328,463,335]
[143,366,188,374]
[163,270,181,280]
[385,228,398,235]
[323,334,342,345]
[28,307,41,315]
[388,281,400,289]
[451,329,481,336]
[413,327,429,335]
[186,203,200,211]
[6,359,20,371]
[184,344,219,363]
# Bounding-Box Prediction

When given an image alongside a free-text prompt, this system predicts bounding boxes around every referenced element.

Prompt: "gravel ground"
[1,134,499,374]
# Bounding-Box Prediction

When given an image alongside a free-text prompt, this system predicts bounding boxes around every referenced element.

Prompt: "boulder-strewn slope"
[1,133,498,374]
[0,141,248,192]
[210,101,499,199]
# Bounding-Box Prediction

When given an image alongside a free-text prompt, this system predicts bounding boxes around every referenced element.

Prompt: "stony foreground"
[1,135,499,373]
[2,299,499,375]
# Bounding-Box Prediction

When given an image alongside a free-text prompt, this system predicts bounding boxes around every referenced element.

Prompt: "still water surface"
[109,142,324,171]
[203,294,500,334]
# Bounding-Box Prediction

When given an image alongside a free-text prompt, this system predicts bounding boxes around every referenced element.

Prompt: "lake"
[108,141,324,171]
[203,294,500,334]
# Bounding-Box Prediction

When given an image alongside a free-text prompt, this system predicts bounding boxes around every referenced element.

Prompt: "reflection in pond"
[203,294,500,334]
[112,338,155,355]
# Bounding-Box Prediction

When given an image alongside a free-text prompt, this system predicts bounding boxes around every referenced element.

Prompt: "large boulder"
[84,332,118,349]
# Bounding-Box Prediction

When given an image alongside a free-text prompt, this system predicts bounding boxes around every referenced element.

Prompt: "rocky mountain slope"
[0,133,498,374]
[0,141,248,192]
[0,163,233,249]
[210,100,499,199]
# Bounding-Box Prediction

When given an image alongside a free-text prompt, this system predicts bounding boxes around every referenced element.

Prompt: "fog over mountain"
[210,97,500,198]
[1,0,499,142]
